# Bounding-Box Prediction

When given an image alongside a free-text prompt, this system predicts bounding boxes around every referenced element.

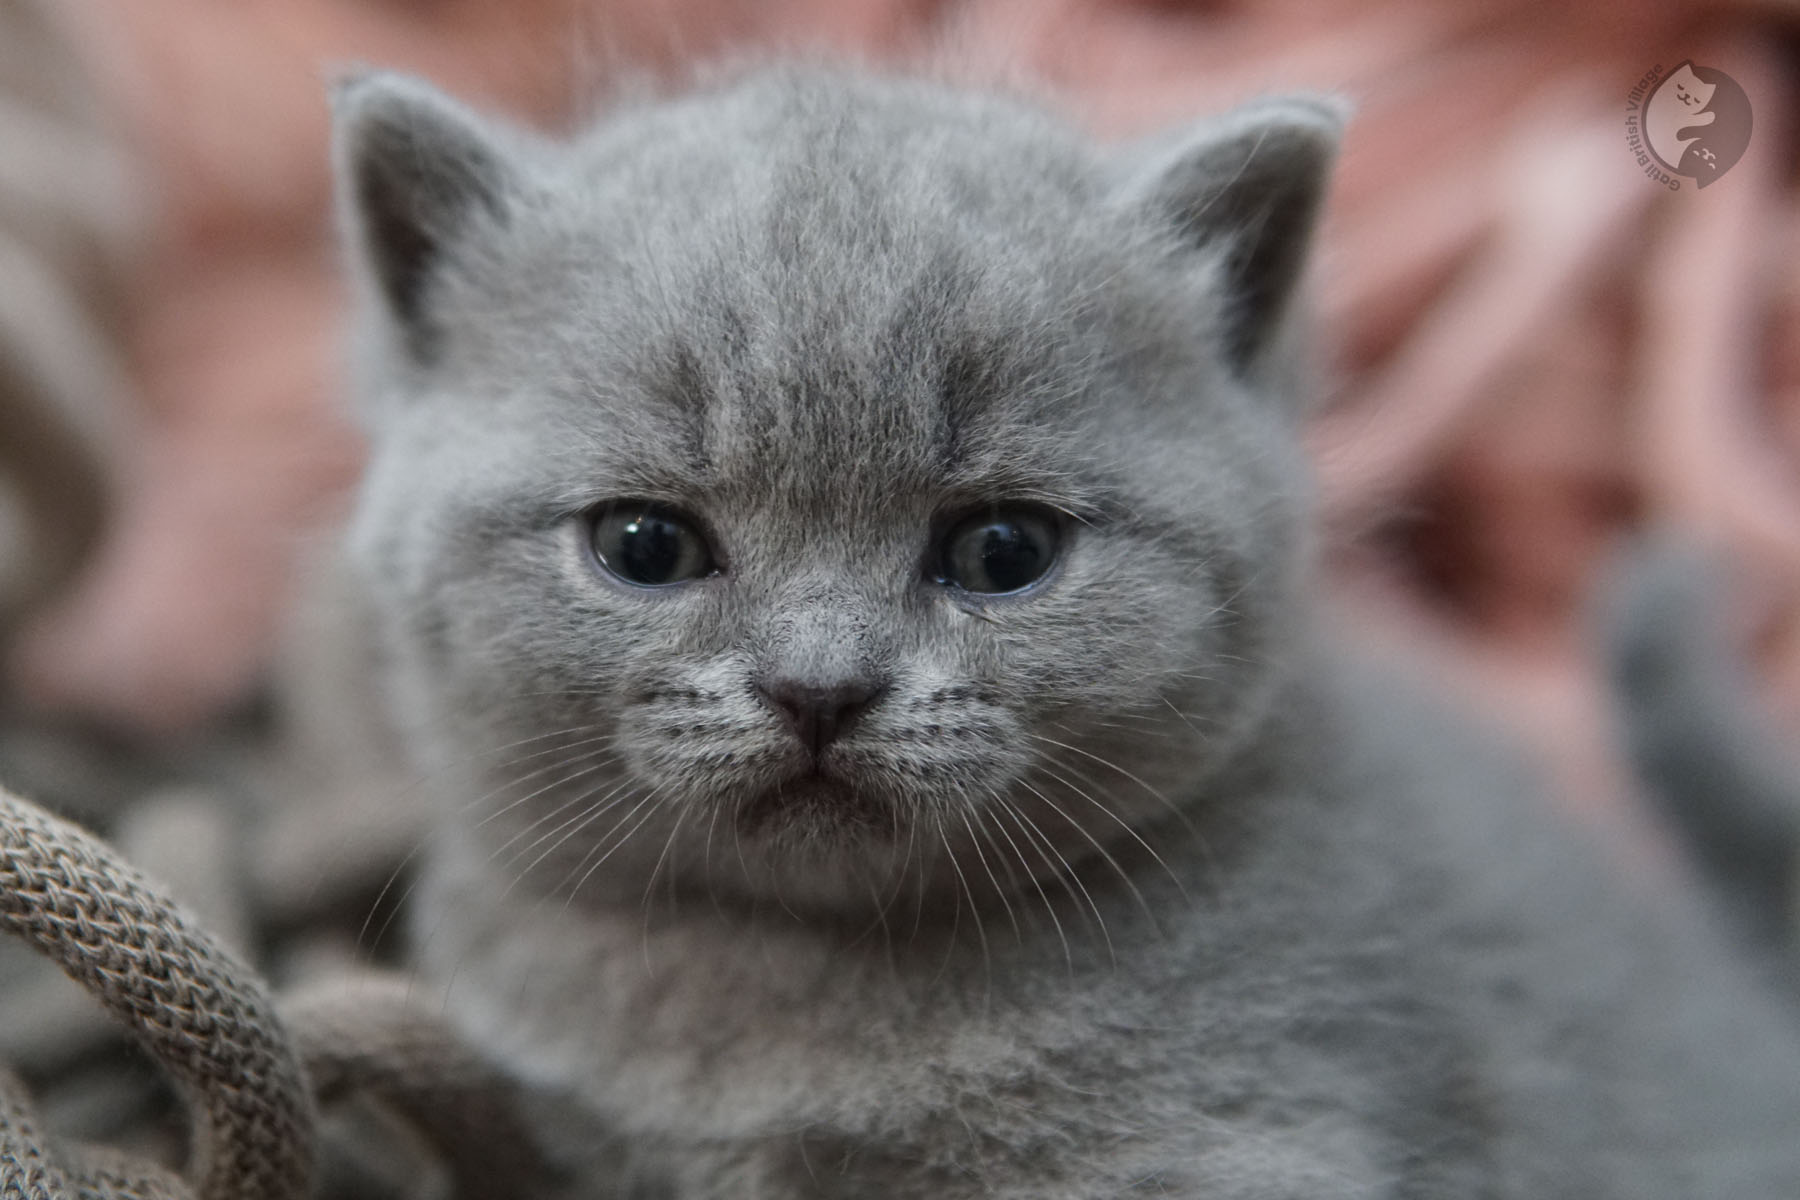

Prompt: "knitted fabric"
[61,1147,189,1200]
[0,788,314,1200]
[0,1065,68,1199]
[0,784,562,1200]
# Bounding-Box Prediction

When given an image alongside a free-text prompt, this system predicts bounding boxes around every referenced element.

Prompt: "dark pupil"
[973,522,1042,592]
[619,515,684,583]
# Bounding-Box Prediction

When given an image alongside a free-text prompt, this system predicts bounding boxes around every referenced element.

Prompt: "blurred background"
[1,0,1799,1180]
[4,0,1800,817]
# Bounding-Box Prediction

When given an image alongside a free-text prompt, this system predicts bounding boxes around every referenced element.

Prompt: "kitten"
[331,63,1800,1198]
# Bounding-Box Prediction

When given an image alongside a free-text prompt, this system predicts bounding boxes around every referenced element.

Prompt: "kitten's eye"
[936,507,1061,595]
[587,502,716,587]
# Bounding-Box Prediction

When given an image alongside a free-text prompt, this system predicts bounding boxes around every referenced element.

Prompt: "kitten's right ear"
[331,71,520,363]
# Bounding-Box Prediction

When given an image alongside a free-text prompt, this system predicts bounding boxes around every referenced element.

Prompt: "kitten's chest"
[419,865,1083,1145]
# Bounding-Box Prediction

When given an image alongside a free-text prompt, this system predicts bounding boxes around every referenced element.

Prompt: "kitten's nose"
[758,677,885,757]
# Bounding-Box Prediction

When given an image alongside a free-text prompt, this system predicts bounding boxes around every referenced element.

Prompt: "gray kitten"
[331,62,1800,1198]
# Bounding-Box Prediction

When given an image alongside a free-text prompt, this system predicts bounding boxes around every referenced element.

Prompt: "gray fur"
[1604,536,1800,969]
[332,63,1800,1198]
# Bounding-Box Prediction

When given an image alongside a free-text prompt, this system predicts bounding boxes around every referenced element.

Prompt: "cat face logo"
[1640,62,1753,188]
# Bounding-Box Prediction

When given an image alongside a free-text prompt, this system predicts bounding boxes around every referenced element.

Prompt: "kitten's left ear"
[1117,96,1344,382]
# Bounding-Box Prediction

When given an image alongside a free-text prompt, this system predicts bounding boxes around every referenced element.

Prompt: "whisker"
[841,796,916,956]
[1017,769,1162,937]
[883,797,925,952]
[979,785,1072,971]
[962,809,1021,942]
[989,792,1100,970]
[561,787,670,909]
[501,791,640,901]
[641,806,690,966]
[1030,732,1201,857]
[931,813,989,999]
[356,746,621,953]
[468,736,624,826]
[1032,753,1194,908]
[501,775,641,878]
[355,724,622,953]
[1003,781,1119,964]
[485,755,627,855]
[701,791,729,922]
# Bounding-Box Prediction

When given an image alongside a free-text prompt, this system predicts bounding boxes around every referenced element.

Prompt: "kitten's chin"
[678,766,965,917]
[733,766,897,842]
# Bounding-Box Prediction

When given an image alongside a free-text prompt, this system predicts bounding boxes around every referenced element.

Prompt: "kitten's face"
[338,69,1337,914]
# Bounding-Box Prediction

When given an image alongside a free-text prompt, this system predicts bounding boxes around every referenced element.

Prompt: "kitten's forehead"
[518,79,1139,511]
[585,320,1099,538]
[652,257,1075,488]
[401,66,1264,532]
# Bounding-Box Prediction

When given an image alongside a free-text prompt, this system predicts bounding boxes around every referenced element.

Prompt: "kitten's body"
[331,64,1800,1197]
[419,655,1800,1198]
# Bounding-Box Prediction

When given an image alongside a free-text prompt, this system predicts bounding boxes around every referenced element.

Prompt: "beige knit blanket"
[0,786,550,1200]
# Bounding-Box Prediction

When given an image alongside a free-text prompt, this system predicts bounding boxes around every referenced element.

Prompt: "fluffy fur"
[1605,538,1800,973]
[332,63,1800,1197]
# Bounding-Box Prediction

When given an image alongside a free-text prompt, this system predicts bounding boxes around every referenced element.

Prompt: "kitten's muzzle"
[756,676,887,758]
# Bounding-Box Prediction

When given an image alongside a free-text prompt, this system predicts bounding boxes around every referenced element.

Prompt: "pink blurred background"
[4,0,1799,838]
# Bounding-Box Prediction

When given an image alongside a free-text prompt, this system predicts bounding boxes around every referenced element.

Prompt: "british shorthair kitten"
[331,62,1800,1198]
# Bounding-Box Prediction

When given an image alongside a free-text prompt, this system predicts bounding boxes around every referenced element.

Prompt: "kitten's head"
[334,65,1338,916]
